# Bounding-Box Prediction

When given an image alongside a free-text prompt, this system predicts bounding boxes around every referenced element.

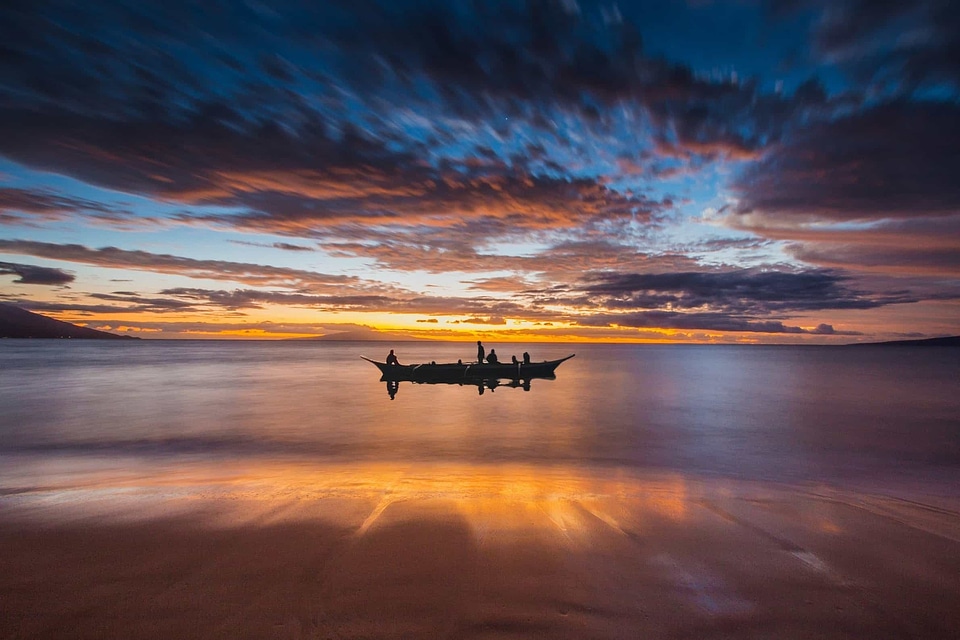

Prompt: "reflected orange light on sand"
[3,460,691,540]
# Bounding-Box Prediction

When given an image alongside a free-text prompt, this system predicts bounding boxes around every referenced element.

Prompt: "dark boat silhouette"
[361,354,575,382]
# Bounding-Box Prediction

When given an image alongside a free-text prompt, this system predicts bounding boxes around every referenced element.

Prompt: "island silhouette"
[0,303,136,339]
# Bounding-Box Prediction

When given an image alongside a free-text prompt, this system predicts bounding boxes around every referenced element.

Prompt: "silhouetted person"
[476,340,485,364]
[523,351,531,364]
[486,349,499,364]
[511,355,519,364]
[385,349,399,365]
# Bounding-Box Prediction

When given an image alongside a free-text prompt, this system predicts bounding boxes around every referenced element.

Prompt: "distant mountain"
[286,324,432,342]
[0,303,137,339]
[850,336,960,347]
[293,330,429,342]
[303,331,399,341]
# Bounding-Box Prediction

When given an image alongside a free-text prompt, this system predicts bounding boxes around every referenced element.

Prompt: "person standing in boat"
[486,349,499,364]
[385,349,399,365]
[476,340,485,364]
[523,351,531,364]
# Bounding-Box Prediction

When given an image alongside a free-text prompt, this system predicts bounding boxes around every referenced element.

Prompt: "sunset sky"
[1,0,958,341]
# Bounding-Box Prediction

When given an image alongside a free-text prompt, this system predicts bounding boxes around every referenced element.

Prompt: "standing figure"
[476,340,485,364]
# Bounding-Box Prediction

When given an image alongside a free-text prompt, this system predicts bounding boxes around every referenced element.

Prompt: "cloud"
[455,316,508,325]
[0,240,368,292]
[0,107,665,242]
[156,287,540,320]
[230,240,316,252]
[578,310,861,335]
[0,261,75,286]
[731,101,960,223]
[187,166,665,236]
[726,101,960,279]
[323,234,698,281]
[6,298,192,315]
[773,0,960,94]
[0,0,838,247]
[464,276,535,293]
[578,268,913,314]
[0,187,125,226]
[787,242,960,277]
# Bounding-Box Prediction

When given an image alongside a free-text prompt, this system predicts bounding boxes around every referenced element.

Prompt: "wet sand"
[2,461,960,639]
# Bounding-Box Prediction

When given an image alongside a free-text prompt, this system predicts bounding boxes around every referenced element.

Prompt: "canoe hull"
[362,355,574,382]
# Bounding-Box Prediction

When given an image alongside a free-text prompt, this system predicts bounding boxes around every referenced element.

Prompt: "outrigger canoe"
[361,354,575,381]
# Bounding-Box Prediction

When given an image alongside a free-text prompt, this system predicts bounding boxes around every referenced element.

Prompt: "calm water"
[1,341,958,485]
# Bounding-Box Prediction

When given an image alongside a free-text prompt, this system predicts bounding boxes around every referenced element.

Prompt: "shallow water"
[2,341,958,486]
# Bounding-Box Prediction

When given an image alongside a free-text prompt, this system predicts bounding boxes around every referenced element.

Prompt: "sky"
[1,0,958,342]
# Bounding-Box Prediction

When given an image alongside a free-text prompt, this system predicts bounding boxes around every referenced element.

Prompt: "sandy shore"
[2,461,960,639]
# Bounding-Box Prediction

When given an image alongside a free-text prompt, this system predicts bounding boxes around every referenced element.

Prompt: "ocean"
[2,340,958,487]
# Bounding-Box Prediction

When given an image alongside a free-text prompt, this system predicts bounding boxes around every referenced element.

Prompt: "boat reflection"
[385,374,550,399]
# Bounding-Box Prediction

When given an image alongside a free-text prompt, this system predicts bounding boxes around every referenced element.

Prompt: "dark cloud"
[88,292,198,312]
[787,243,960,277]
[0,261,75,286]
[578,310,861,335]
[8,298,190,315]
[727,101,960,279]
[0,187,123,226]
[0,240,368,292]
[732,102,960,223]
[578,269,916,314]
[156,287,537,319]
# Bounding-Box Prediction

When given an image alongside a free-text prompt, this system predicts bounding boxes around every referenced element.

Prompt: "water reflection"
[385,375,544,398]
[2,457,695,535]
[386,380,399,400]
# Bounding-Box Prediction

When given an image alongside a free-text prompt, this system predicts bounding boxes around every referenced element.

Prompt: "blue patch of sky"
[621,1,847,96]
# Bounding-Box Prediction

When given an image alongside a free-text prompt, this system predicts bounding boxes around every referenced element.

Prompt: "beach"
[3,460,960,639]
